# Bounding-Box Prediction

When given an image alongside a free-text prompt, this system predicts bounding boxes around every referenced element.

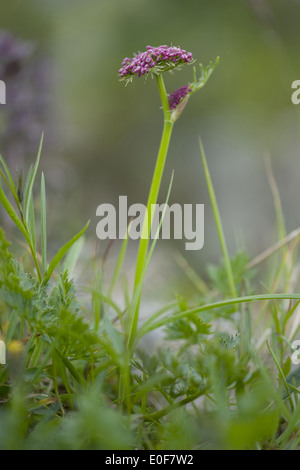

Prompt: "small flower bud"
[168,85,192,110]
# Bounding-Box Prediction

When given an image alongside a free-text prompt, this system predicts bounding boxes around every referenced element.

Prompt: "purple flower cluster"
[0,31,53,168]
[119,45,193,79]
[0,31,33,79]
[168,85,192,110]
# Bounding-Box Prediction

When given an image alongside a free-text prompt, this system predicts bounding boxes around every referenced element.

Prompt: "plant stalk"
[128,74,173,347]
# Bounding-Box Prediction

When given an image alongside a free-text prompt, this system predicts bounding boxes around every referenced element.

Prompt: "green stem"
[129,74,173,346]
[156,73,172,121]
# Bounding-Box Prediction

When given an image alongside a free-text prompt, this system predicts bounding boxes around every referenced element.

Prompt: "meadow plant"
[0,44,300,450]
[119,45,220,349]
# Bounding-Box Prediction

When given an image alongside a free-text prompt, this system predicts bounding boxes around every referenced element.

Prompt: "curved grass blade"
[137,293,300,339]
[107,225,130,298]
[28,192,36,249]
[0,155,23,215]
[199,137,236,298]
[24,133,43,226]
[40,172,47,276]
[54,347,86,386]
[62,235,85,276]
[42,220,90,285]
[0,175,42,280]
[0,154,16,191]
[0,179,30,244]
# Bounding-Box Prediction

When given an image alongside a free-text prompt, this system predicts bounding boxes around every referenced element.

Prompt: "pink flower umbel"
[119,45,193,83]
[119,44,219,122]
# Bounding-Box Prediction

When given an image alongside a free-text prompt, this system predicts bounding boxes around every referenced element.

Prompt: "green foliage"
[207,251,253,297]
[165,316,210,343]
[0,134,300,450]
[190,57,220,94]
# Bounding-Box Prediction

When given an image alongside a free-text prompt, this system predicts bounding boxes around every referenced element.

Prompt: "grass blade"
[0,155,23,215]
[42,220,90,285]
[55,348,86,386]
[0,177,42,280]
[28,193,36,249]
[0,154,17,192]
[0,178,30,244]
[199,137,236,298]
[24,133,43,226]
[40,172,47,276]
[62,235,85,276]
[138,293,300,339]
[107,226,130,298]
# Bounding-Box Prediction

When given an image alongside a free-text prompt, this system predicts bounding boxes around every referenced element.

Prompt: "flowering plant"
[119,45,219,348]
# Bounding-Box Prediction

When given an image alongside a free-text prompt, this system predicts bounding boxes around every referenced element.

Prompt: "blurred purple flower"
[168,85,192,110]
[0,30,53,168]
[0,31,33,79]
[119,45,193,80]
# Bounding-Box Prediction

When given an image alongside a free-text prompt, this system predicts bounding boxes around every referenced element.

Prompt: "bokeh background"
[1,0,300,298]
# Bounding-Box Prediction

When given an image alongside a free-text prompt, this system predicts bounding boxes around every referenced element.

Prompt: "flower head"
[168,85,192,110]
[119,45,193,82]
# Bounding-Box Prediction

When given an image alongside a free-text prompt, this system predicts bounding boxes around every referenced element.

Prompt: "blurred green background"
[1,0,300,294]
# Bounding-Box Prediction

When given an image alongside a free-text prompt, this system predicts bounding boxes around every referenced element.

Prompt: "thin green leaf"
[40,172,47,276]
[62,235,85,276]
[55,348,86,386]
[28,193,36,249]
[107,227,130,298]
[42,220,90,285]
[0,154,17,192]
[0,179,30,244]
[138,294,300,339]
[266,340,297,413]
[24,133,44,226]
[23,163,33,207]
[199,137,236,298]
[0,156,22,215]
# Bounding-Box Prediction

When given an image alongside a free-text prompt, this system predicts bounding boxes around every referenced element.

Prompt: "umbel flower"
[119,44,219,122]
